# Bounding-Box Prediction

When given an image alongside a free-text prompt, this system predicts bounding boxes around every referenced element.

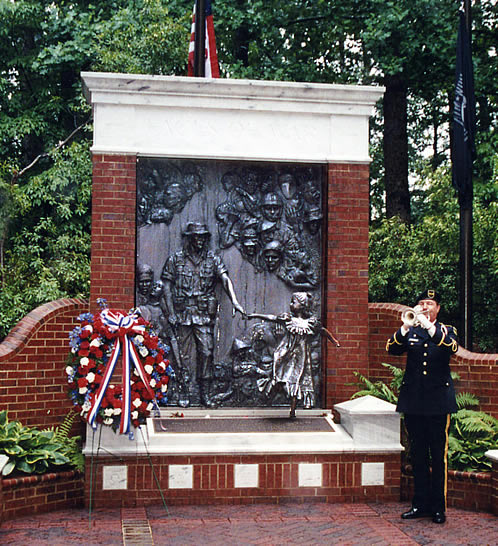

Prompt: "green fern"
[44,410,85,473]
[456,391,480,409]
[53,409,78,443]
[349,363,401,405]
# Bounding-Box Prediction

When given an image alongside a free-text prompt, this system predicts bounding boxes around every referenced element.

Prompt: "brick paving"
[1,502,497,545]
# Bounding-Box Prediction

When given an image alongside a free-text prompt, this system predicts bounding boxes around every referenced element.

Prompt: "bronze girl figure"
[248,292,339,418]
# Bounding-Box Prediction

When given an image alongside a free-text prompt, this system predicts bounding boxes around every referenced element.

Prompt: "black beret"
[415,289,441,305]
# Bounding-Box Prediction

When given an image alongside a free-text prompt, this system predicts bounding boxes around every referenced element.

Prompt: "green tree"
[0,0,189,339]
[369,163,498,352]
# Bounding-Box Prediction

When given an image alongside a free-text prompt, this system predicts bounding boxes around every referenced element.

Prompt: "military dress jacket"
[386,322,459,415]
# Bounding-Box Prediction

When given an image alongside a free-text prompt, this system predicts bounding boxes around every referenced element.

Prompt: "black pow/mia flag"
[452,9,476,209]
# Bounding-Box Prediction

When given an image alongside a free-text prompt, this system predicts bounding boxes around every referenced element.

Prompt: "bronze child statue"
[248,292,339,418]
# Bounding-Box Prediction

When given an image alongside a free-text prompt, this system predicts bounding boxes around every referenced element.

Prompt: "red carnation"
[77,377,88,388]
[80,329,91,339]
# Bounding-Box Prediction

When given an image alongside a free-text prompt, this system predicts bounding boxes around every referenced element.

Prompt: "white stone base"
[82,400,403,457]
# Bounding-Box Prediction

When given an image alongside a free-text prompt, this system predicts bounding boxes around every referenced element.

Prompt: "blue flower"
[77,312,94,323]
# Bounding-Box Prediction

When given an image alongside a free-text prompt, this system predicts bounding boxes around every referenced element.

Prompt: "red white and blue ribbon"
[87,309,156,434]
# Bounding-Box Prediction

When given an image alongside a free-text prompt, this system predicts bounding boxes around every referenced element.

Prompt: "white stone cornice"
[81,72,384,163]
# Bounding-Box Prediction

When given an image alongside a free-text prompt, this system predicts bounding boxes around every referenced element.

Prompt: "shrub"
[0,410,84,476]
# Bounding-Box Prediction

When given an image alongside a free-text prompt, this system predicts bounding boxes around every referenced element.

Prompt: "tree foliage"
[0,0,496,350]
[369,164,498,352]
[0,0,188,339]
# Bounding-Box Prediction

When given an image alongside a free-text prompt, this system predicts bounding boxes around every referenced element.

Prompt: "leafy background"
[0,0,497,351]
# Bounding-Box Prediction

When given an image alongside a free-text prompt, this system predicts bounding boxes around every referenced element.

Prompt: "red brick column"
[90,154,137,314]
[324,163,370,408]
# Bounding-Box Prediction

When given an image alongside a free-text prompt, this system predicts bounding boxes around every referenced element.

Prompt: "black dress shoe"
[401,507,431,519]
[432,512,446,524]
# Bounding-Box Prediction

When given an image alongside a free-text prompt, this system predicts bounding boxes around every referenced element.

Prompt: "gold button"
[423,371,428,375]
[424,344,428,347]
[424,353,428,357]
[423,361,427,366]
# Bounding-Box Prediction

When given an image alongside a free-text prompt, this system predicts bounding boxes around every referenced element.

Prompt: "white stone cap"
[485,449,498,463]
[334,395,398,415]
[81,72,384,116]
[80,72,384,163]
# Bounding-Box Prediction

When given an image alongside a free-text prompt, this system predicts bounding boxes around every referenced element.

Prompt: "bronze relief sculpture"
[136,159,326,410]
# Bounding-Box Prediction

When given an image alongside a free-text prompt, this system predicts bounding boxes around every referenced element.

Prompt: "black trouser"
[404,413,451,514]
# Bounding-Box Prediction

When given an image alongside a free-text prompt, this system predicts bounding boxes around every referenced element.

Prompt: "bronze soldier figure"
[161,223,245,407]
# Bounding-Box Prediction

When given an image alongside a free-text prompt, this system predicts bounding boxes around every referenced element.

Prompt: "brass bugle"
[401,306,422,327]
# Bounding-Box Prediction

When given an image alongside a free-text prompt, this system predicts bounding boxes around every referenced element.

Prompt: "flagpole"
[459,0,473,349]
[194,0,206,76]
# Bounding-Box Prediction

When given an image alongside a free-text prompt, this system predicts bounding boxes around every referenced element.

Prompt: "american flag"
[188,1,220,77]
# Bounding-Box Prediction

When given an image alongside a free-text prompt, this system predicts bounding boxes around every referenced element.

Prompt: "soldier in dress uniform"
[386,289,458,524]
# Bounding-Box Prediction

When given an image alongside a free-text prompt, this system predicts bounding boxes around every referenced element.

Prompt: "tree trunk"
[383,74,411,223]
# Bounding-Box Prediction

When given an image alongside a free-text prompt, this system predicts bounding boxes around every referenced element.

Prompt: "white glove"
[401,316,412,332]
[417,312,432,330]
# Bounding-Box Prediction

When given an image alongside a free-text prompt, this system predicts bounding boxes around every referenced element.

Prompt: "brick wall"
[1,471,83,522]
[0,298,89,429]
[325,164,370,407]
[368,303,498,418]
[85,453,400,508]
[401,468,492,513]
[90,153,137,315]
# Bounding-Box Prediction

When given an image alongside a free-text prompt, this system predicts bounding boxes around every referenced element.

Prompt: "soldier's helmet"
[182,222,211,237]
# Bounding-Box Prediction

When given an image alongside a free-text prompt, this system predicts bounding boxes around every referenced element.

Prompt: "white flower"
[82,401,91,412]
[90,338,101,347]
[156,362,165,371]
[132,398,142,408]
[80,408,88,417]
[150,379,157,388]
[65,366,74,376]
[161,384,168,392]
[83,325,93,334]
[146,403,153,411]
[139,347,148,357]
[113,408,122,416]
[86,372,95,383]
[133,369,140,376]
[144,365,154,375]
[104,408,114,417]
[79,387,88,394]
[71,347,77,354]
[104,418,113,425]
[131,411,139,419]
[79,357,90,367]
[135,335,144,344]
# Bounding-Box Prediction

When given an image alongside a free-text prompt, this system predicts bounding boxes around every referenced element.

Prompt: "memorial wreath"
[66,299,173,435]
